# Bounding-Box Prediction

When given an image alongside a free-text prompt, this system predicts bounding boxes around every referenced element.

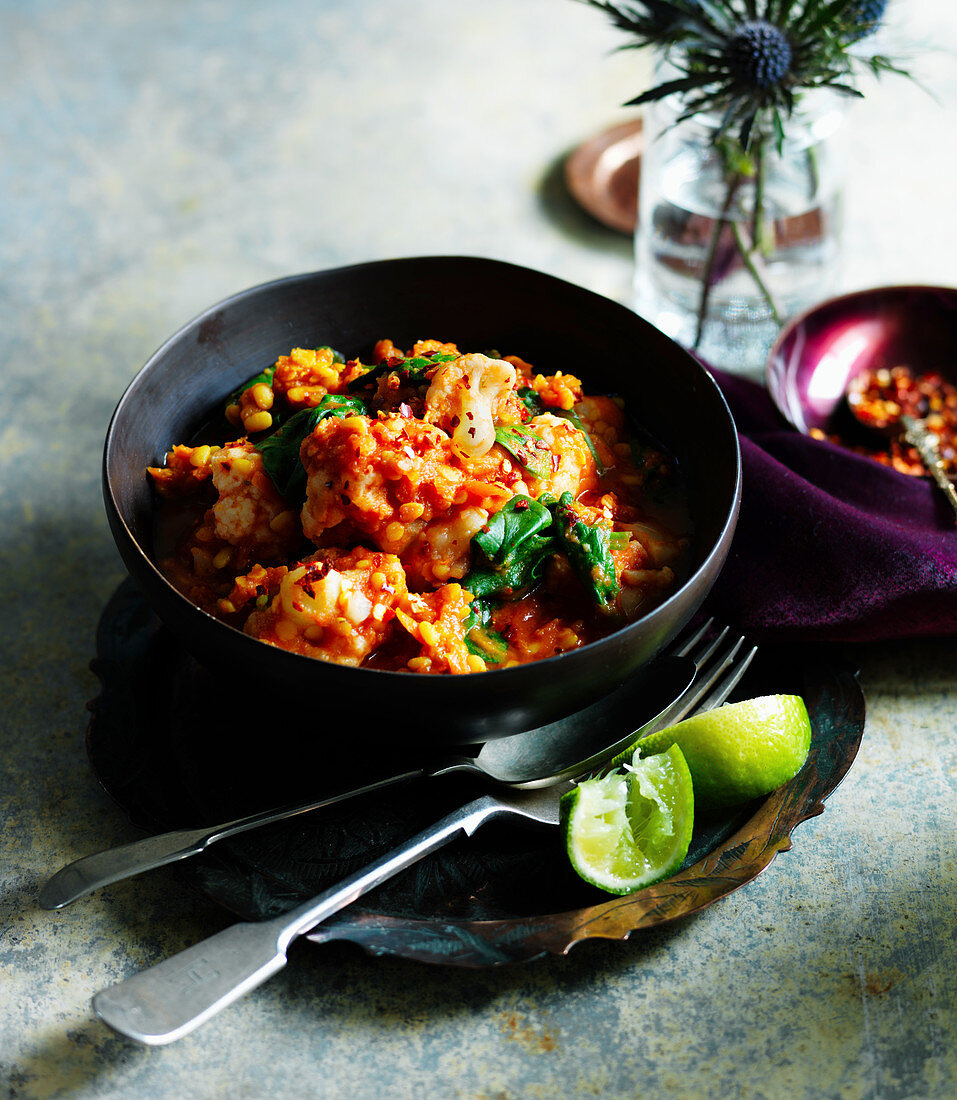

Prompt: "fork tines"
[666,618,758,723]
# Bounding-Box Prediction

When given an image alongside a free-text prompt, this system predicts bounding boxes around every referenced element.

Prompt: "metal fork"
[91,627,756,1045]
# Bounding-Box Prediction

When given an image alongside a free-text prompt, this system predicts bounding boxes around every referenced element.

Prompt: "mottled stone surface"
[1,1,955,1096]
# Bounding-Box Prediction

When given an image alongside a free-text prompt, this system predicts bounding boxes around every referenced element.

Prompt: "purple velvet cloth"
[702,367,957,642]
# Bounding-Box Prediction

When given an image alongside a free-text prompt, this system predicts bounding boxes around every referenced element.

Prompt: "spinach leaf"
[473,495,553,565]
[464,495,556,598]
[516,386,545,417]
[463,598,509,663]
[553,408,606,475]
[493,425,554,481]
[553,491,619,611]
[347,351,458,392]
[255,394,367,501]
[462,491,624,608]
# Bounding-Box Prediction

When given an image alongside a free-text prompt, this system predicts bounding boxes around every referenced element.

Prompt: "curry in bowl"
[149,337,690,674]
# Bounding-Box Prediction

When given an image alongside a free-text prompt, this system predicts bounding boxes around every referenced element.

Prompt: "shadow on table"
[3,1021,149,1097]
[536,148,634,261]
[12,782,956,1091]
[1,910,689,1097]
[280,912,691,1021]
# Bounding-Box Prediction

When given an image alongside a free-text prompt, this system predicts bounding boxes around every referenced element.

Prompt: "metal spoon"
[40,620,749,910]
[847,369,957,521]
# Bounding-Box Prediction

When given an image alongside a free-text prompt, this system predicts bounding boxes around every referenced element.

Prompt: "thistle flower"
[578,0,910,352]
[845,0,889,40]
[725,22,793,90]
[578,0,905,148]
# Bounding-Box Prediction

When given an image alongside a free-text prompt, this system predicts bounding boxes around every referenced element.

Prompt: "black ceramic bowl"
[104,256,740,744]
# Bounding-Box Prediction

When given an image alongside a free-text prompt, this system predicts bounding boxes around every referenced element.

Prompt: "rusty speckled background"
[1,1,955,1097]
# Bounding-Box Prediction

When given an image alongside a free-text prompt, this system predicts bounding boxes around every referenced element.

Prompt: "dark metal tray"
[87,580,865,967]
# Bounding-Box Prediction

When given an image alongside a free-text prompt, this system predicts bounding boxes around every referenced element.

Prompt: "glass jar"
[634,92,844,376]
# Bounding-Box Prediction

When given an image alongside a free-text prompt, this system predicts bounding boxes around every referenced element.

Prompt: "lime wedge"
[560,744,694,895]
[634,694,812,811]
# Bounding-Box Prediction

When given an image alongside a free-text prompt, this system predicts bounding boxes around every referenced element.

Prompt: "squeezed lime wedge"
[561,744,694,895]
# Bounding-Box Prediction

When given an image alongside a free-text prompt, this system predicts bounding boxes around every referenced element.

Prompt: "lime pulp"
[560,744,694,895]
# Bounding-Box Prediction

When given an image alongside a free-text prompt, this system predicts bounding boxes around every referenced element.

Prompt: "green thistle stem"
[750,139,764,248]
[742,135,781,320]
[751,137,776,256]
[693,173,743,350]
[806,144,820,199]
[695,134,782,349]
[730,221,782,324]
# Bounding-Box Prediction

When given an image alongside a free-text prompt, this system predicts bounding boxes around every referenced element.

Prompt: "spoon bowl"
[459,623,748,786]
[767,285,957,521]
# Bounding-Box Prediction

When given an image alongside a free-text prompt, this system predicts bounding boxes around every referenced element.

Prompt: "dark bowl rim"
[766,282,957,434]
[103,254,742,683]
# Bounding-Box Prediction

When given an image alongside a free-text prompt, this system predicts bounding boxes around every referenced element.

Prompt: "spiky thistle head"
[725,21,792,91]
[844,0,888,40]
[578,0,909,150]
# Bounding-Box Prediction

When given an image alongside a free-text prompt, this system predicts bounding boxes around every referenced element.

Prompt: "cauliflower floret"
[151,438,300,559]
[150,440,299,610]
[209,442,299,560]
[424,352,520,457]
[401,504,494,588]
[300,415,467,553]
[244,548,408,665]
[525,413,599,499]
[395,583,484,674]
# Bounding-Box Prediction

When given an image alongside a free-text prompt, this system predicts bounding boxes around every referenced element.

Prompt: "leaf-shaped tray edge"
[298,659,864,965]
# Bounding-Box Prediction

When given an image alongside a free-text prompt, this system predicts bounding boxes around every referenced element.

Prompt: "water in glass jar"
[634,110,842,376]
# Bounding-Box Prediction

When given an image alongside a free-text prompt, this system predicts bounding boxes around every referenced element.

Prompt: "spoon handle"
[38,766,429,910]
[901,415,957,522]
